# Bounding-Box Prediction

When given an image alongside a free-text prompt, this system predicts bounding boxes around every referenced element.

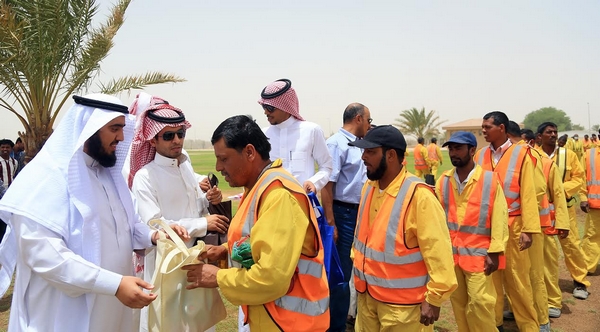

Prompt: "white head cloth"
[0,93,136,296]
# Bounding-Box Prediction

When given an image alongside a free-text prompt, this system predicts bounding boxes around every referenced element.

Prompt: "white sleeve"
[308,126,333,191]
[13,215,122,297]
[132,170,208,238]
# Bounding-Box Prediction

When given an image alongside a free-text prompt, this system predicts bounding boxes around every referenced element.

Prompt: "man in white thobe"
[258,78,332,193]
[128,93,229,332]
[0,94,188,332]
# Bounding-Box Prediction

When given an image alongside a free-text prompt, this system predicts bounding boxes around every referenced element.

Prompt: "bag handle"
[149,218,189,253]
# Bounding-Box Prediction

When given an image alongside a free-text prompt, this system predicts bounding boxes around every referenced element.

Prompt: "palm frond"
[98,72,187,95]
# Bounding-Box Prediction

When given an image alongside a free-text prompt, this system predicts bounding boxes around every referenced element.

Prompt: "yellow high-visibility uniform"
[355,168,457,332]
[413,144,432,179]
[542,147,592,288]
[475,143,541,332]
[541,162,570,310]
[580,148,600,273]
[435,165,508,332]
[571,139,584,161]
[427,143,443,179]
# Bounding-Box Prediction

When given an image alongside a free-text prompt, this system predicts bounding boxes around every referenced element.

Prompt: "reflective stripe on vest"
[586,148,600,209]
[353,176,430,304]
[538,157,553,227]
[231,165,330,327]
[440,170,496,272]
[475,145,525,217]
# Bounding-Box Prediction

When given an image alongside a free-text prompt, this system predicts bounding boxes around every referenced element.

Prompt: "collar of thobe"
[273,116,298,129]
[153,152,188,168]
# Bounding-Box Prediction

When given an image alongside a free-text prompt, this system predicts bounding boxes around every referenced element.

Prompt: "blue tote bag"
[307,192,344,287]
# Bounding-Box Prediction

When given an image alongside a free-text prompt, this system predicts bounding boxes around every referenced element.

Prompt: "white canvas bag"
[148,219,227,332]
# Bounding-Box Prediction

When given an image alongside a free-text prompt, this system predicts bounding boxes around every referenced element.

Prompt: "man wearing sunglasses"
[258,78,332,194]
[128,93,229,332]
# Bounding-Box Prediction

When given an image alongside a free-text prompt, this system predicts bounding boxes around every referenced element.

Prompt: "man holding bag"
[128,93,229,332]
[184,115,330,331]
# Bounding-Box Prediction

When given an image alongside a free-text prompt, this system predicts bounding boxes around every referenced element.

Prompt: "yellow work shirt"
[366,168,457,307]
[542,148,585,202]
[435,165,509,254]
[547,160,570,231]
[217,185,316,330]
[519,141,547,207]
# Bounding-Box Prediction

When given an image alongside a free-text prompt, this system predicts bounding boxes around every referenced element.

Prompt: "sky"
[2,0,600,141]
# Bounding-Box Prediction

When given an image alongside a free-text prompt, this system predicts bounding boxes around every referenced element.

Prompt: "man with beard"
[435,131,508,332]
[348,125,457,331]
[474,111,540,332]
[183,115,330,331]
[0,94,188,332]
[258,78,332,193]
[128,93,229,332]
[536,122,591,307]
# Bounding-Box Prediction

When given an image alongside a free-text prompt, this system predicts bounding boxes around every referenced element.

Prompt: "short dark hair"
[211,115,271,160]
[483,111,509,129]
[342,103,366,124]
[431,137,437,144]
[536,122,557,135]
[417,137,424,144]
[0,139,14,148]
[520,129,535,141]
[507,121,521,137]
[15,137,22,144]
[382,146,406,165]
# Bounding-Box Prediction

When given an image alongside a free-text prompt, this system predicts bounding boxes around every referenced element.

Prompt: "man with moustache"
[474,111,540,332]
[0,94,188,332]
[128,93,229,332]
[348,125,457,331]
[321,102,372,331]
[258,78,332,193]
[435,131,508,332]
[536,122,591,306]
[183,115,330,331]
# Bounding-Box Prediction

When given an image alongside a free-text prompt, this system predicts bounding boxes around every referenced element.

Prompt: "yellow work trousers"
[493,217,539,331]
[543,234,562,309]
[356,292,433,332]
[527,232,549,325]
[582,209,600,273]
[451,266,496,332]
[430,162,440,179]
[558,206,591,287]
[414,168,430,180]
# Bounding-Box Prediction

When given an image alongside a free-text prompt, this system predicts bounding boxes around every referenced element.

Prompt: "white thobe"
[132,152,213,332]
[263,116,333,191]
[8,155,154,332]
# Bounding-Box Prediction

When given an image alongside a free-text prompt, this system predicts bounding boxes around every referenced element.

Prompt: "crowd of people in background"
[0,78,599,332]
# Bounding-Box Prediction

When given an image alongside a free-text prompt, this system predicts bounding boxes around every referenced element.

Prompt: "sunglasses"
[262,104,276,113]
[158,129,186,141]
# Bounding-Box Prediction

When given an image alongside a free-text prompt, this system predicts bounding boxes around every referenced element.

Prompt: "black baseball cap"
[348,125,407,150]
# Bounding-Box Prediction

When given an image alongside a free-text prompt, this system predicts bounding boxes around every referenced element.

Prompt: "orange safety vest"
[439,170,503,272]
[583,139,592,151]
[585,148,600,209]
[414,144,428,170]
[353,176,430,305]
[527,148,552,229]
[475,144,527,223]
[427,144,440,162]
[228,164,329,331]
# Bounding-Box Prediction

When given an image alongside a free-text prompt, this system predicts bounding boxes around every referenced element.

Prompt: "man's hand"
[151,224,190,245]
[420,301,441,326]
[182,263,219,289]
[115,276,157,309]
[207,215,229,234]
[199,177,211,192]
[332,224,338,243]
[484,252,500,275]
[557,229,570,239]
[206,186,223,205]
[581,201,590,213]
[303,181,317,194]
[519,232,533,251]
[199,244,228,262]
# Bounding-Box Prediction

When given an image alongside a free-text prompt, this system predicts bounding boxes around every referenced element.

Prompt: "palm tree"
[0,0,185,160]
[394,107,445,140]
